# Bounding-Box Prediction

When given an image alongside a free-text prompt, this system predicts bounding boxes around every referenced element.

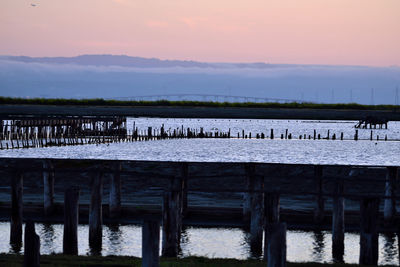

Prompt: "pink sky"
[1,0,399,66]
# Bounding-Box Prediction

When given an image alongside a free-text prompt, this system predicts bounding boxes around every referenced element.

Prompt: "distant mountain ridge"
[1,54,342,69]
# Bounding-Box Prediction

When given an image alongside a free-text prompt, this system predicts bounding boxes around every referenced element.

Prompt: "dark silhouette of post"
[384,167,397,227]
[243,164,255,227]
[332,179,345,262]
[24,221,40,267]
[250,175,264,256]
[10,171,23,251]
[89,168,103,254]
[265,222,287,267]
[109,162,122,219]
[63,186,80,255]
[43,160,55,216]
[181,163,189,216]
[142,219,160,267]
[359,197,380,265]
[313,165,324,224]
[264,192,280,261]
[162,177,182,257]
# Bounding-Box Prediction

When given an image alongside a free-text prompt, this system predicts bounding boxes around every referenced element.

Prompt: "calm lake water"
[1,118,400,166]
[0,222,398,265]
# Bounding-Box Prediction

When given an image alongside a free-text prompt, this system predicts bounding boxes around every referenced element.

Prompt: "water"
[0,222,398,265]
[1,118,399,166]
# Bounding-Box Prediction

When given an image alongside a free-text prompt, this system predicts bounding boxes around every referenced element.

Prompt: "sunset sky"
[1,0,399,66]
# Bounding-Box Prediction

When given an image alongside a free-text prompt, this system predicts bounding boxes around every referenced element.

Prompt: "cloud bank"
[0,55,399,104]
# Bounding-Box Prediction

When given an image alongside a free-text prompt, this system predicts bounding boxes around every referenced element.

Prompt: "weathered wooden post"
[89,167,103,254]
[162,176,183,257]
[10,171,23,250]
[313,165,324,224]
[264,192,280,261]
[24,221,40,267]
[332,178,345,262]
[109,162,122,219]
[384,167,397,227]
[181,163,189,215]
[142,219,160,267]
[265,222,287,267]
[265,193,280,224]
[359,197,380,265]
[243,164,255,226]
[63,186,80,255]
[250,174,264,256]
[43,160,55,216]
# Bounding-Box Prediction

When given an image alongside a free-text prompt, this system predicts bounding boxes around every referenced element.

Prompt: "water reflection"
[106,224,123,256]
[382,232,397,265]
[311,231,325,262]
[0,222,398,265]
[40,224,55,253]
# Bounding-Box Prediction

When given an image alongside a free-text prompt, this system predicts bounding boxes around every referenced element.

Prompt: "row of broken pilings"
[8,162,400,267]
[0,126,394,151]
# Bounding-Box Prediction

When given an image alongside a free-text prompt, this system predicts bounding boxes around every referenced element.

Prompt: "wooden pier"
[0,158,398,266]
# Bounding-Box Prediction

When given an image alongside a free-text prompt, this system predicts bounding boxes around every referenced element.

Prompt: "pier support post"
[264,193,280,261]
[243,164,255,227]
[359,197,380,265]
[162,177,183,257]
[313,166,324,224]
[265,222,287,267]
[89,169,103,254]
[250,175,264,256]
[10,171,23,251]
[43,160,55,216]
[332,179,345,262]
[24,221,40,267]
[181,163,188,216]
[63,186,79,255]
[384,167,397,227]
[109,162,122,219]
[142,219,160,267]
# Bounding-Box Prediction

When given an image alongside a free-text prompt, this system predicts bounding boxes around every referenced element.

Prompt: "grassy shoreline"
[0,254,385,267]
[0,96,398,111]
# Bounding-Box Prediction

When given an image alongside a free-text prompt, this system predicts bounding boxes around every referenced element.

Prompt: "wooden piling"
[142,219,160,267]
[162,177,182,257]
[10,171,23,250]
[43,160,55,216]
[250,175,264,256]
[384,167,397,226]
[63,186,79,255]
[109,162,122,219]
[265,193,280,224]
[181,163,189,215]
[89,168,103,254]
[264,193,280,261]
[24,221,40,267]
[359,197,380,265]
[264,222,287,267]
[332,179,345,262]
[313,166,324,224]
[243,164,255,226]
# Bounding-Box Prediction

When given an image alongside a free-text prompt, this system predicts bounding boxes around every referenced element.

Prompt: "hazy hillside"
[0,55,399,104]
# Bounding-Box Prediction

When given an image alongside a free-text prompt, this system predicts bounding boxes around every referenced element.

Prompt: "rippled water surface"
[0,222,398,265]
